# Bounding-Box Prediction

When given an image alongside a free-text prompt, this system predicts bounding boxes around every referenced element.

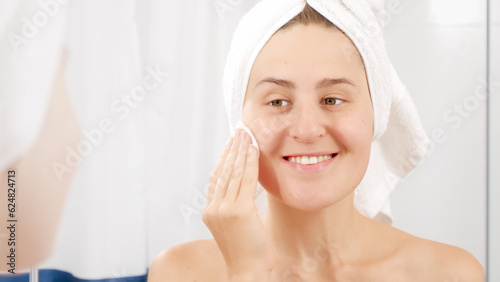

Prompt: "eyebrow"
[316,78,357,89]
[255,78,296,90]
[254,77,357,90]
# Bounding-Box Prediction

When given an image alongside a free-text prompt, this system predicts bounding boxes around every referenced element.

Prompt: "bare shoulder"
[398,230,485,281]
[148,239,226,282]
[364,219,484,281]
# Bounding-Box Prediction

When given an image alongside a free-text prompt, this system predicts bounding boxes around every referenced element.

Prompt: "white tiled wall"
[386,0,488,271]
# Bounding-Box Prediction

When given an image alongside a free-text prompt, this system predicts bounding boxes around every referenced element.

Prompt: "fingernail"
[240,130,246,142]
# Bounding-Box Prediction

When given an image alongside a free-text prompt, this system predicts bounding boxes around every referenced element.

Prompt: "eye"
[323,98,343,105]
[268,100,291,107]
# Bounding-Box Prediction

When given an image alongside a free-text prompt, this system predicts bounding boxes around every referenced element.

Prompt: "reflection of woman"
[149,2,484,281]
[0,49,78,271]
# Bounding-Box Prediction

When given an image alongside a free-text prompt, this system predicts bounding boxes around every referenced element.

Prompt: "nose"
[288,104,326,143]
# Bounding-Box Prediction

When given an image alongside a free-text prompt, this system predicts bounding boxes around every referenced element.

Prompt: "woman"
[149,2,484,281]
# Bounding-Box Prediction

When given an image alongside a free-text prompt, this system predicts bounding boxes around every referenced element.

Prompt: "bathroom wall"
[488,0,499,280]
[386,0,489,272]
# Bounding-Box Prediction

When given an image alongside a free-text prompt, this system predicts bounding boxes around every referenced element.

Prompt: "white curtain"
[1,0,258,279]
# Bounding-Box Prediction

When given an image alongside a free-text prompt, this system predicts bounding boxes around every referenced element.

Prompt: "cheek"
[242,109,290,152]
[331,109,373,155]
[242,108,288,197]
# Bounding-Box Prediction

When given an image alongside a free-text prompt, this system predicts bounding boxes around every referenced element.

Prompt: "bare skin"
[149,220,483,281]
[148,24,484,281]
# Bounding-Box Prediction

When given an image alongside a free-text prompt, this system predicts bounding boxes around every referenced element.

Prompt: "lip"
[281,153,338,173]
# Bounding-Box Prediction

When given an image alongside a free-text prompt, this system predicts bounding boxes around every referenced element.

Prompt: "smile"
[282,153,338,172]
[284,154,336,165]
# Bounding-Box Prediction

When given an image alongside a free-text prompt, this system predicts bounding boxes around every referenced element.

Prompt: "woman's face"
[242,24,373,211]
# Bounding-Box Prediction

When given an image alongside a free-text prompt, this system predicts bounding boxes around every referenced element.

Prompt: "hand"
[202,129,274,281]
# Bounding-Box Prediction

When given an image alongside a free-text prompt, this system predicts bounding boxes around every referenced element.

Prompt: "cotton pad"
[235,121,260,157]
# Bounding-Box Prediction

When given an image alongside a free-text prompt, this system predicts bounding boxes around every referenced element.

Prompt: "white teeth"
[310,156,317,164]
[287,154,333,165]
[301,156,309,165]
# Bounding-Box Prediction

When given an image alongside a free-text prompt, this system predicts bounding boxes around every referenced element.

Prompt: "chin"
[263,178,353,212]
[282,198,333,212]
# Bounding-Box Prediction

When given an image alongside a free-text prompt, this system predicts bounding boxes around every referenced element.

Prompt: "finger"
[205,136,234,207]
[237,144,259,202]
[212,129,242,203]
[225,130,251,201]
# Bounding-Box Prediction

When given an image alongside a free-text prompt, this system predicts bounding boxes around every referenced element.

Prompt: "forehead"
[249,24,365,82]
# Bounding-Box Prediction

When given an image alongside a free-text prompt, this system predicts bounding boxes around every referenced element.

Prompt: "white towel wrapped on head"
[223,0,429,223]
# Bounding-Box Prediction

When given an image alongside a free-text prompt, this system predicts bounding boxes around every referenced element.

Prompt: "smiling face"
[241,23,374,211]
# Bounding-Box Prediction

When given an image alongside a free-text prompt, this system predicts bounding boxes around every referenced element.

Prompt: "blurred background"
[0,0,498,281]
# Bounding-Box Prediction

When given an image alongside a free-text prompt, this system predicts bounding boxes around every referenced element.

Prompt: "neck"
[262,192,368,265]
